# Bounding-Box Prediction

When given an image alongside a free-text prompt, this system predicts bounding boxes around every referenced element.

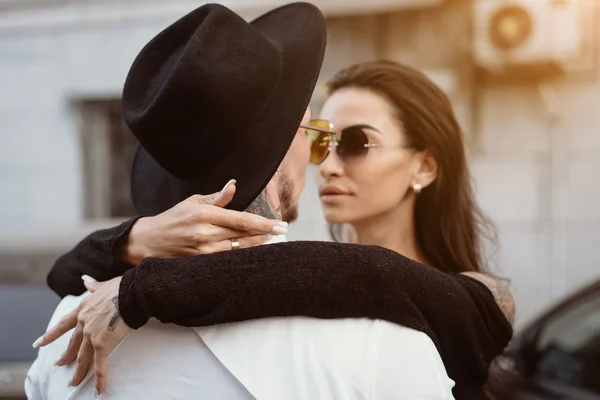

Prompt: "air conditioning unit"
[473,0,582,74]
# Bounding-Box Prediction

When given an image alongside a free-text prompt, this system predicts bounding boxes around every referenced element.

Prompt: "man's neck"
[244,181,282,220]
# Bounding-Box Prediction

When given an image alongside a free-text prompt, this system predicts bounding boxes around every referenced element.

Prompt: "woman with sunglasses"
[305,60,516,398]
[42,61,513,398]
[305,60,510,300]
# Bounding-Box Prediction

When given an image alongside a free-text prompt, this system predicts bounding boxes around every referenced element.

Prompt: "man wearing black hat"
[25,3,464,400]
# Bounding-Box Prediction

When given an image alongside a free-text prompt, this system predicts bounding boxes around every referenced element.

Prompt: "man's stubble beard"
[278,171,298,223]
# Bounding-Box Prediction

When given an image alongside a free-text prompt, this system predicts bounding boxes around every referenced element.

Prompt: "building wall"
[372,1,600,325]
[475,77,600,325]
[0,20,161,226]
[1,1,599,327]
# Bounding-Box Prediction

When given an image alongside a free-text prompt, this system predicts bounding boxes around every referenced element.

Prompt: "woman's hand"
[122,179,288,264]
[34,276,130,396]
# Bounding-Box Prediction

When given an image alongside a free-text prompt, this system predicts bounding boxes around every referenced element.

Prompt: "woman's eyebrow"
[345,124,381,134]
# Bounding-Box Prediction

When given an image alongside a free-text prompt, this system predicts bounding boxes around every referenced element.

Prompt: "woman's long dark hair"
[327,60,496,274]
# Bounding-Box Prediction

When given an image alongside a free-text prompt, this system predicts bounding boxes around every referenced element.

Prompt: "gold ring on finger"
[230,238,240,250]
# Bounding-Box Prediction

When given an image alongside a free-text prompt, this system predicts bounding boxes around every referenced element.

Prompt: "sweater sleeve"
[119,240,512,399]
[47,217,141,298]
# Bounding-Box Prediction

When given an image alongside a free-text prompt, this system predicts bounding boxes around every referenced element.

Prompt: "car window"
[535,290,600,396]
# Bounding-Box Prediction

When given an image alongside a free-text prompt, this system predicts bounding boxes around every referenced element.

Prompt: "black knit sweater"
[47,217,512,399]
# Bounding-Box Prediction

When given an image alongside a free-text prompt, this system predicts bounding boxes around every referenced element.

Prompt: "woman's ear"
[412,150,438,189]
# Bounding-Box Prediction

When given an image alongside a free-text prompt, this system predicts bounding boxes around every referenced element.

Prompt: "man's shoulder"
[197,317,450,399]
[112,319,208,359]
[199,317,430,367]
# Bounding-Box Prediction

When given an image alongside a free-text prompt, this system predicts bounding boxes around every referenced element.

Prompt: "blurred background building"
[1,0,599,397]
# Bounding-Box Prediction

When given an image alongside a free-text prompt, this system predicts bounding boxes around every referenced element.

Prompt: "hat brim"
[131,3,326,215]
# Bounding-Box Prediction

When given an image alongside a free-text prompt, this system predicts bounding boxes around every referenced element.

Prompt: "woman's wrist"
[120,217,153,266]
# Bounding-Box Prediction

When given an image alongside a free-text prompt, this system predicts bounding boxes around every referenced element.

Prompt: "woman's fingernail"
[273,226,288,235]
[277,221,288,228]
[220,179,236,193]
[32,336,44,348]
[81,275,96,284]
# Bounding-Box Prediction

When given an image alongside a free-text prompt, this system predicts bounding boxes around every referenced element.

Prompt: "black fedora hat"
[123,2,326,215]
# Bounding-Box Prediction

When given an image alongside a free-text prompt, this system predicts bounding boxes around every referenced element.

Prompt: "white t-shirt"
[26,237,455,400]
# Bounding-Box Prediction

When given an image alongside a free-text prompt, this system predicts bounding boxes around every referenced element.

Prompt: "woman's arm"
[47,218,140,298]
[119,241,513,399]
[47,187,282,298]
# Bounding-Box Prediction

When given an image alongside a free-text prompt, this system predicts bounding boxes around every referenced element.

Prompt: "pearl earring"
[412,182,422,194]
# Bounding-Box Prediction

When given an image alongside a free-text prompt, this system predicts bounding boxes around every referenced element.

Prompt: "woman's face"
[317,87,423,224]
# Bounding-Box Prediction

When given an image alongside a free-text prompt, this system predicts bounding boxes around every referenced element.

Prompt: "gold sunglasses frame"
[300,119,411,165]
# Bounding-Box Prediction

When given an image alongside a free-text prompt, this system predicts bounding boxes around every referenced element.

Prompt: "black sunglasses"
[300,119,411,165]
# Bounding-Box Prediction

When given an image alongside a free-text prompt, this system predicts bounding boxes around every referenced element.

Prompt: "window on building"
[77,99,138,218]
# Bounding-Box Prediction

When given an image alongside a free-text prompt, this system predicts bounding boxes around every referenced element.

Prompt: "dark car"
[491,279,600,399]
